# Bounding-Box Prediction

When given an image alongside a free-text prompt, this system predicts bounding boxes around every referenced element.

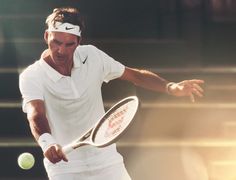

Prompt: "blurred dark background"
[1,0,236,179]
[1,0,236,68]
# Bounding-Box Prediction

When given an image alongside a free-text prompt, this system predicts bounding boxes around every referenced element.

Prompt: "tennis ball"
[17,152,35,170]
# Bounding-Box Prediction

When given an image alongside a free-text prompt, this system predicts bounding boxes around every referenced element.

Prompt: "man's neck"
[41,50,73,76]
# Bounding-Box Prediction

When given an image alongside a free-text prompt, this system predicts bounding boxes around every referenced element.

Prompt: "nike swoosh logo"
[82,56,88,64]
[65,27,75,30]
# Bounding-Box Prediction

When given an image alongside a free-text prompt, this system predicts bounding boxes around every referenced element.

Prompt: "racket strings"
[108,105,128,129]
[94,101,137,144]
[105,116,124,138]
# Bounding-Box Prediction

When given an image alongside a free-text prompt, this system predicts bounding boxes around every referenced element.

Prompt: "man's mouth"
[56,55,66,60]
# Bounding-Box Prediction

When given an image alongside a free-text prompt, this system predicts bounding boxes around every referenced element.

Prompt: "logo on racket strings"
[104,106,128,138]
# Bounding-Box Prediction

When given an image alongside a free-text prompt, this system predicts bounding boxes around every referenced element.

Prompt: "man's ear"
[44,31,49,44]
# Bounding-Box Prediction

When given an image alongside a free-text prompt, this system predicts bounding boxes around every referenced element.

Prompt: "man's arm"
[26,100,68,163]
[119,67,204,102]
[119,67,168,93]
[26,100,50,139]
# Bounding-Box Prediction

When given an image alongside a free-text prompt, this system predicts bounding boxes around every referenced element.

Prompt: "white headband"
[47,22,81,37]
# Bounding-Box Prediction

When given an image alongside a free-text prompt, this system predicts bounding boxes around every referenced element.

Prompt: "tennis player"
[19,7,204,180]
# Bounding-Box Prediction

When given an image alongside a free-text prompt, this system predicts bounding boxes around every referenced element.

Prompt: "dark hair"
[45,7,85,34]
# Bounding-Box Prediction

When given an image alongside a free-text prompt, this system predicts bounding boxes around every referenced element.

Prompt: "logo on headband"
[48,22,81,37]
[65,27,75,30]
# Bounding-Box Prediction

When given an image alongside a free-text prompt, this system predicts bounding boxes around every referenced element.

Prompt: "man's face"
[44,31,80,66]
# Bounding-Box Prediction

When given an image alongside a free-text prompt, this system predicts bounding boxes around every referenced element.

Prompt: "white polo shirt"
[19,45,125,177]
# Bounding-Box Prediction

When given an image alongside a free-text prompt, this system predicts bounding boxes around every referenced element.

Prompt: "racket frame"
[62,96,139,154]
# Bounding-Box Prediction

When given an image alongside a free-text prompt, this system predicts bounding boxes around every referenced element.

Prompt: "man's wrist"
[165,82,176,95]
[38,133,57,153]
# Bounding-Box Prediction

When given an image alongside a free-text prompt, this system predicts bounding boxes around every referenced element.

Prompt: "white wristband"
[38,133,57,153]
[165,82,176,95]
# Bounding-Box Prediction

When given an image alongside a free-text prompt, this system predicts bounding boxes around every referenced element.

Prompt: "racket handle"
[62,145,74,154]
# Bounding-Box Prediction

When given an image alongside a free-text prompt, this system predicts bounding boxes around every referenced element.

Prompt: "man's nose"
[58,45,66,54]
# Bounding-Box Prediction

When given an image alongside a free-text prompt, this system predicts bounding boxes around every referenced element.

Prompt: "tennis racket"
[62,96,139,154]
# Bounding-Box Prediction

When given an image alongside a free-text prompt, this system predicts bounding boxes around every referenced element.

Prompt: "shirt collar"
[39,47,85,82]
[39,59,66,83]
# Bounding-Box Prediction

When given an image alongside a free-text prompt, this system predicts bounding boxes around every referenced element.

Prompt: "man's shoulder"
[76,44,98,53]
[74,45,101,64]
[20,60,43,78]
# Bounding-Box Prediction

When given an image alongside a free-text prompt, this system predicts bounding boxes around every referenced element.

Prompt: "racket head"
[91,96,139,147]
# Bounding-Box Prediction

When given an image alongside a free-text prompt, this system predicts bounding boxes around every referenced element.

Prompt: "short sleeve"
[19,69,44,113]
[96,47,125,83]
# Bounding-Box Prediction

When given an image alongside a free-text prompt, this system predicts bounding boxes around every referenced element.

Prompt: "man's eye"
[66,43,75,47]
[53,40,61,45]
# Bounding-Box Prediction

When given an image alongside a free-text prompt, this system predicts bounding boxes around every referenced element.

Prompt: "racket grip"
[62,145,74,154]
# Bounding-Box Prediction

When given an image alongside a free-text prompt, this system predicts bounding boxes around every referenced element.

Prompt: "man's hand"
[44,144,68,164]
[167,79,204,102]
